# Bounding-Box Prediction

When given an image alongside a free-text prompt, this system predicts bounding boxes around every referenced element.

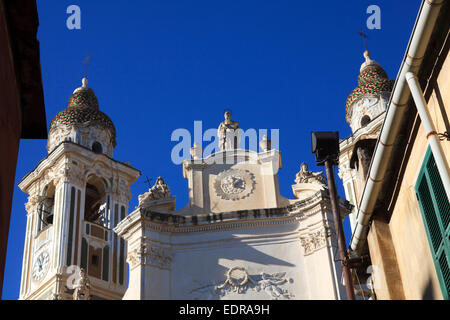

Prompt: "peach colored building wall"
[369,49,449,300]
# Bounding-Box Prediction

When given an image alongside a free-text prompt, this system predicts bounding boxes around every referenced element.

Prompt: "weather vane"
[357,29,369,51]
[82,54,90,78]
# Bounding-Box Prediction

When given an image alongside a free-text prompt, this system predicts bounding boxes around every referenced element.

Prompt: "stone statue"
[73,268,91,300]
[190,142,202,160]
[218,112,240,151]
[138,177,171,206]
[295,163,326,185]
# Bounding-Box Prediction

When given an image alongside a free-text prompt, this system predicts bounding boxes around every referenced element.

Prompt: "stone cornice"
[115,190,352,238]
[19,141,141,192]
[182,149,282,177]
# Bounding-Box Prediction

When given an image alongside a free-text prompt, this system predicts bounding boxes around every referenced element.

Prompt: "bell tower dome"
[345,51,394,133]
[47,78,117,157]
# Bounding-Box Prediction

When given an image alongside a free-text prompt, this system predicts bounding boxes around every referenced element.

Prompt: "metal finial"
[357,29,369,51]
[82,54,91,78]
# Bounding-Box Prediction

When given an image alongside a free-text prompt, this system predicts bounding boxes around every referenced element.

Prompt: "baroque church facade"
[16,60,389,299]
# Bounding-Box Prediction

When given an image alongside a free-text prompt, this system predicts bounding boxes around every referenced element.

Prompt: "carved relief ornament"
[190,267,294,300]
[299,229,329,255]
[214,169,255,201]
[127,243,173,270]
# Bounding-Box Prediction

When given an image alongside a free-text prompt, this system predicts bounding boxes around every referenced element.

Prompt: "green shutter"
[426,156,450,230]
[415,147,450,300]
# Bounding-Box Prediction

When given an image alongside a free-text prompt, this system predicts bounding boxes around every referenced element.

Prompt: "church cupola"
[345,51,394,133]
[47,78,117,157]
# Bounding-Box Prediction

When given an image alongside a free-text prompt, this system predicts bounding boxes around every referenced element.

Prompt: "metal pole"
[324,159,356,300]
[406,72,450,201]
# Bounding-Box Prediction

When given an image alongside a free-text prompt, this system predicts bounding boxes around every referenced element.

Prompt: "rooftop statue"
[218,112,240,151]
[138,177,171,207]
[295,163,326,186]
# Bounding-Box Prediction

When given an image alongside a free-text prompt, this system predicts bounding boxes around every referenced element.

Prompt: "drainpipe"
[406,72,450,199]
[350,0,444,253]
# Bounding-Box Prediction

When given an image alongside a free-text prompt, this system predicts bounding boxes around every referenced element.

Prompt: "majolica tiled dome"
[49,78,117,146]
[345,51,394,123]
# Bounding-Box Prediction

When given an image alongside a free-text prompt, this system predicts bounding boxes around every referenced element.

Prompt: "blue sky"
[2,0,421,299]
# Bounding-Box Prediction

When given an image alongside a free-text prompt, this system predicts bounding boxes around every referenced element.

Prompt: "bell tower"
[338,51,394,232]
[18,78,140,300]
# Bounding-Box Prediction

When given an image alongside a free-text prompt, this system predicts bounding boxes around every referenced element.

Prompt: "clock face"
[32,251,50,282]
[214,169,255,201]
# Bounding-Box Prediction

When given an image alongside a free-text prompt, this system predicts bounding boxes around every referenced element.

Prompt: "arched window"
[92,142,103,154]
[84,176,107,226]
[37,183,55,232]
[361,115,371,128]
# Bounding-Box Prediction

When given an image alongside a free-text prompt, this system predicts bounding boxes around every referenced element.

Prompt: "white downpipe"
[406,72,450,200]
[350,0,444,253]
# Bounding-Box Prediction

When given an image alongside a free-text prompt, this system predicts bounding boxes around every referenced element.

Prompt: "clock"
[214,169,255,201]
[32,251,50,282]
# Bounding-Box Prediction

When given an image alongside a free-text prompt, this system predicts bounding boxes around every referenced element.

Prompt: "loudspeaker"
[311,132,339,165]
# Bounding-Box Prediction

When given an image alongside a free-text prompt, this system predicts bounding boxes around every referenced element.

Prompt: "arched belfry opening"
[84,175,108,227]
[37,183,55,232]
[92,141,103,154]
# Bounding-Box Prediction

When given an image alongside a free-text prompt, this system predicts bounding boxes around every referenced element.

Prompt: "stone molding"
[115,190,351,240]
[19,142,140,194]
[182,149,282,178]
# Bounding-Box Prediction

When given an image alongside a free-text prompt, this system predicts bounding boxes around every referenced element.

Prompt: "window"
[415,148,450,299]
[361,115,371,127]
[92,141,103,154]
[91,255,99,266]
[84,176,107,227]
[37,184,55,232]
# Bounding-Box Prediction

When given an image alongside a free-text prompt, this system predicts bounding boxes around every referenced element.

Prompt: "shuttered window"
[415,148,450,300]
